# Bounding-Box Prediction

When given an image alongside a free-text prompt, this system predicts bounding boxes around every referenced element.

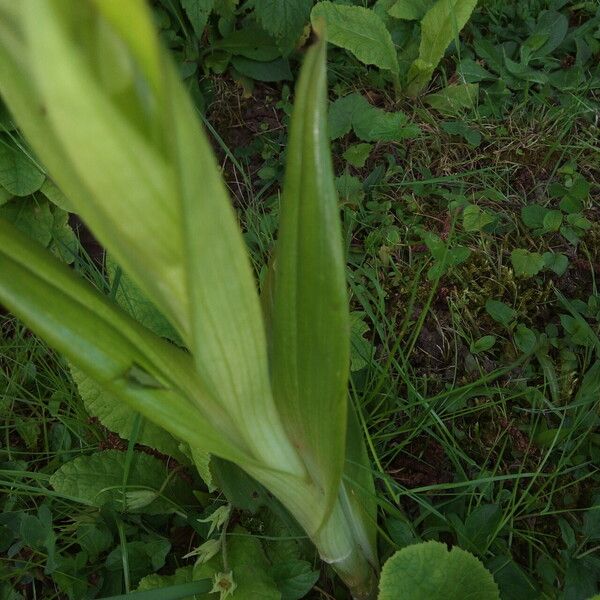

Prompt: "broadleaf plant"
[0,1,377,597]
[0,2,499,598]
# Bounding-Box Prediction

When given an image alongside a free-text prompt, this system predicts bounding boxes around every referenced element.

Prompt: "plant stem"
[311,499,378,600]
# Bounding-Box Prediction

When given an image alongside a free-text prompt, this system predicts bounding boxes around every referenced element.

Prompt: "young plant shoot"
[0,1,378,597]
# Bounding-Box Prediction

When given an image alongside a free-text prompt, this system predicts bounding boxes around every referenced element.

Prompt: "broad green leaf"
[0,197,53,246]
[543,251,568,276]
[424,83,479,114]
[510,249,545,277]
[0,1,304,481]
[0,1,190,336]
[254,0,314,54]
[181,0,215,38]
[270,31,348,524]
[0,221,253,469]
[470,335,496,354]
[378,541,500,599]
[484,299,515,327]
[328,93,419,142]
[40,178,73,212]
[441,121,481,146]
[231,56,293,82]
[311,2,399,73]
[0,142,44,196]
[521,204,548,229]
[406,0,479,96]
[328,93,367,139]
[106,256,181,343]
[213,26,281,61]
[462,204,493,231]
[343,143,372,168]
[271,560,319,600]
[49,450,195,514]
[194,526,281,600]
[71,366,187,463]
[514,324,536,354]
[388,0,434,20]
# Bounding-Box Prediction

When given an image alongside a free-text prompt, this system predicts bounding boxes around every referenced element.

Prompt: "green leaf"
[311,2,399,72]
[0,221,252,469]
[328,93,367,139]
[510,249,545,277]
[71,366,187,463]
[231,56,293,82]
[424,83,479,114]
[49,450,195,514]
[106,256,181,343]
[542,210,562,232]
[462,204,493,231]
[388,0,434,20]
[271,560,319,600]
[470,335,496,354]
[514,324,536,354]
[254,0,314,54]
[543,252,568,276]
[270,32,348,526]
[343,143,372,168]
[353,105,419,142]
[378,541,500,599]
[0,143,44,196]
[442,121,481,147]
[40,178,73,212]
[194,526,280,600]
[485,299,516,327]
[521,204,548,230]
[0,197,53,246]
[406,0,479,96]
[181,0,215,38]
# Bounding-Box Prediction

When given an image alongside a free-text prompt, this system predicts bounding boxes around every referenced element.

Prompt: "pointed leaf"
[271,30,349,523]
[0,220,251,468]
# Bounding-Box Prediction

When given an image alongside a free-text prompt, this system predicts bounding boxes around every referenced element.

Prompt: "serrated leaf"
[0,143,44,196]
[311,2,399,72]
[71,366,187,463]
[510,249,545,277]
[254,0,313,54]
[378,541,500,599]
[343,143,372,168]
[181,0,215,38]
[328,93,419,142]
[406,0,479,96]
[49,450,195,514]
[542,210,562,232]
